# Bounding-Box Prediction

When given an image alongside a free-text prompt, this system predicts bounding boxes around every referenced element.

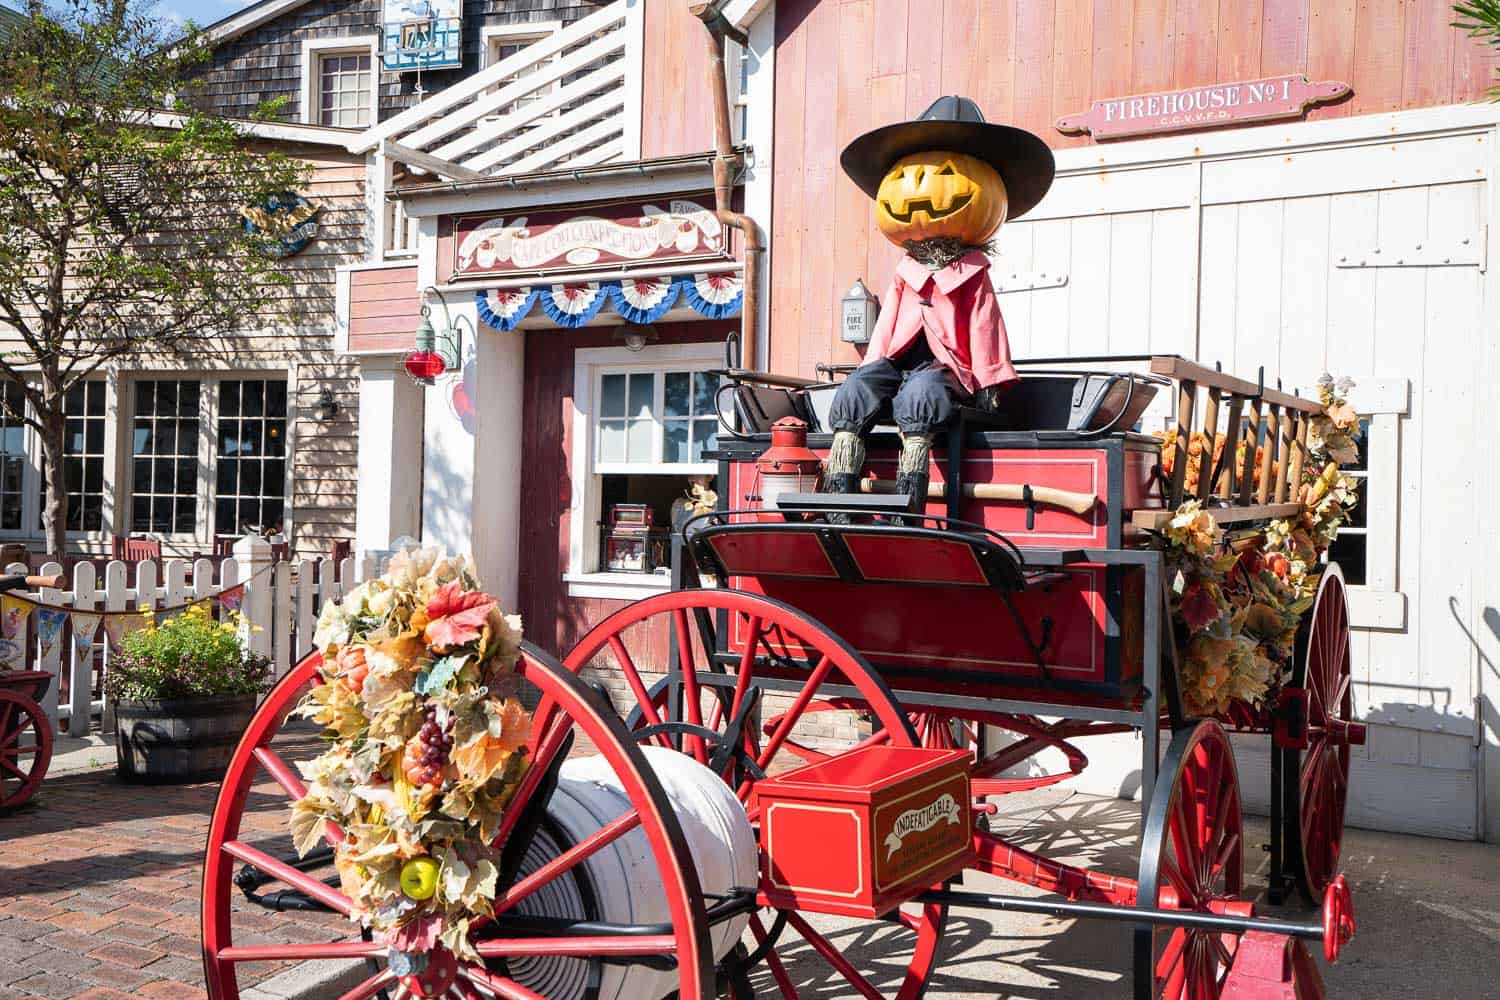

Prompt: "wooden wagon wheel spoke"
[221,839,356,916]
[337,968,398,1000]
[671,608,709,765]
[459,965,547,1000]
[219,940,380,962]
[749,911,800,999]
[0,755,29,781]
[605,635,673,750]
[491,809,642,916]
[474,934,676,959]
[783,912,886,1000]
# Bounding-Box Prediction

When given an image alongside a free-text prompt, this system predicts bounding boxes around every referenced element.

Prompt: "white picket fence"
[3,536,374,738]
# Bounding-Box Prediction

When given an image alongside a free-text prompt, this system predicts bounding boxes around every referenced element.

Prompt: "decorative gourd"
[874,150,1008,245]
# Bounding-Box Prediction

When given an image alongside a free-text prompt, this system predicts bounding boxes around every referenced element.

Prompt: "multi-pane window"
[663,372,720,464]
[489,34,555,112]
[0,382,25,531]
[1327,418,1370,586]
[130,380,200,534]
[597,372,656,465]
[596,369,721,470]
[54,381,106,532]
[215,379,287,539]
[318,52,372,127]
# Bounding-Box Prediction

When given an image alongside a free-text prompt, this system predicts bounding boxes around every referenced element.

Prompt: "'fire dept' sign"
[451,194,734,279]
[1056,74,1351,140]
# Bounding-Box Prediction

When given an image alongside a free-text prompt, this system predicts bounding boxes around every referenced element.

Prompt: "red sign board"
[1056,74,1350,140]
[451,192,733,279]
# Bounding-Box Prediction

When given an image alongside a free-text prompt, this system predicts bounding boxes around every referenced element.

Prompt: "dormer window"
[300,37,379,128]
[318,51,373,127]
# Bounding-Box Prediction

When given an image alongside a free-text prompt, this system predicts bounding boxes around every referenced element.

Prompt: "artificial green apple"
[400,856,440,901]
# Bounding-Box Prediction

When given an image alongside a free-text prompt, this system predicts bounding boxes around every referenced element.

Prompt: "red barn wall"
[640,0,719,160]
[768,0,1500,380]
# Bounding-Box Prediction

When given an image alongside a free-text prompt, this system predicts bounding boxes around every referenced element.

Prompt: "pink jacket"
[865,251,1019,394]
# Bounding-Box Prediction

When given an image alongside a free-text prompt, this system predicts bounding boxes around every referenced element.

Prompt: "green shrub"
[104,604,270,702]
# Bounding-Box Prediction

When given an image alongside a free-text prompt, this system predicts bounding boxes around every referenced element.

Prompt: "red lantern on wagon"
[755,416,822,510]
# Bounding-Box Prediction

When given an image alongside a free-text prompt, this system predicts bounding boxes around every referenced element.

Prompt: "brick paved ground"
[0,726,347,1000]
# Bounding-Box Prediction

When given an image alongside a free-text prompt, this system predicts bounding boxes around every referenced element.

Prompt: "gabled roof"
[199,0,321,45]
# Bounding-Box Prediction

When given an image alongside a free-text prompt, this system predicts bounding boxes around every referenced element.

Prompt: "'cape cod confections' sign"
[1056,74,1351,140]
[451,194,733,279]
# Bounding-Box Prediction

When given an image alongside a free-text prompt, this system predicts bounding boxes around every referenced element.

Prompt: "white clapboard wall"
[988,102,1500,842]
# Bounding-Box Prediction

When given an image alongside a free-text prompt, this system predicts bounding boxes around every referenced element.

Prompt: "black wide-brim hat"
[840,95,1056,221]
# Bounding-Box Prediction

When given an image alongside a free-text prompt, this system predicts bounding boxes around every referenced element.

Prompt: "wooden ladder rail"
[1237,395,1263,506]
[1168,378,1196,508]
[1195,385,1222,503]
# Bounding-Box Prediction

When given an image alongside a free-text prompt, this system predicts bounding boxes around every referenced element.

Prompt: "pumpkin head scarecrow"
[825,96,1055,514]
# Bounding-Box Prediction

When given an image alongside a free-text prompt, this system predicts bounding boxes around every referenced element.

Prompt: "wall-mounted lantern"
[840,278,878,345]
[314,389,340,422]
[404,286,474,386]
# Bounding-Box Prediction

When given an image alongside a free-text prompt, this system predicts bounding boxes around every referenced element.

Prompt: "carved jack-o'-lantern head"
[875,150,1008,246]
[841,96,1055,247]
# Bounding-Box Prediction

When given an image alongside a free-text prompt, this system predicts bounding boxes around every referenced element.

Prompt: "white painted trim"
[568,342,724,588]
[1348,589,1406,630]
[202,0,311,44]
[564,571,671,600]
[724,0,773,31]
[620,0,645,161]
[478,21,563,67]
[398,161,720,219]
[741,4,775,371]
[333,266,351,355]
[300,36,381,129]
[142,110,359,147]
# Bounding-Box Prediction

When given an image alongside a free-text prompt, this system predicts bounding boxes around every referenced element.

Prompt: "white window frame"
[727,37,751,145]
[300,36,380,128]
[567,342,722,600]
[479,21,562,125]
[0,377,116,545]
[119,371,296,550]
[1343,377,1409,630]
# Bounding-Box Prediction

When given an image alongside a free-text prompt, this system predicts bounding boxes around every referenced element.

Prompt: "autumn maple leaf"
[424,582,497,652]
[1178,579,1224,633]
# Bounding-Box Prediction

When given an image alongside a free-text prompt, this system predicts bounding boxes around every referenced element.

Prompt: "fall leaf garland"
[1156,376,1361,718]
[287,548,531,961]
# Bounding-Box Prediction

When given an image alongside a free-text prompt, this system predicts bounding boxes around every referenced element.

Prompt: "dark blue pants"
[828,342,966,435]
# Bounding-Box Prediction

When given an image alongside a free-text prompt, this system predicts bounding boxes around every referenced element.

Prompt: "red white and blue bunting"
[476,287,539,332]
[473,272,743,332]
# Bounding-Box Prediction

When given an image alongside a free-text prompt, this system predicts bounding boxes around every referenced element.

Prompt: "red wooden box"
[755,745,973,919]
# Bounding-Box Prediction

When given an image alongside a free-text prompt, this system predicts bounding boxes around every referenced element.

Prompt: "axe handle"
[858,479,1098,515]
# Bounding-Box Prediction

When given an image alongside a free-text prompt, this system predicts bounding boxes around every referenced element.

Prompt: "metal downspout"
[691,2,764,371]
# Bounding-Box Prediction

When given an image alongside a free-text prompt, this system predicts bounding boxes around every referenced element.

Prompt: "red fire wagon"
[204,355,1359,1000]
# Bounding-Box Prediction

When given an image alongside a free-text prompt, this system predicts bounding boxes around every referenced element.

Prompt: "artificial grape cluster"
[403,705,453,788]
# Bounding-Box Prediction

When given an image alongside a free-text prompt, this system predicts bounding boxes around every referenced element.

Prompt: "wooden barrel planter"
[114,694,258,783]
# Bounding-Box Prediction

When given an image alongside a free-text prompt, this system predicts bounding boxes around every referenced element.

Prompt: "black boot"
[825,471,859,525]
[890,471,928,526]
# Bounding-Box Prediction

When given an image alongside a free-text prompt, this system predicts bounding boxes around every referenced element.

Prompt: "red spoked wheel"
[1134,721,1247,1000]
[201,644,715,1000]
[563,589,947,1000]
[0,686,52,811]
[1282,564,1364,903]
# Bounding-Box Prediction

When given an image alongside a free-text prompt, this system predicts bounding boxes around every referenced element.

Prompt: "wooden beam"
[1131,503,1303,531]
[1149,355,1322,413]
[1196,388,1221,503]
[1169,379,1195,507]
[380,140,486,182]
